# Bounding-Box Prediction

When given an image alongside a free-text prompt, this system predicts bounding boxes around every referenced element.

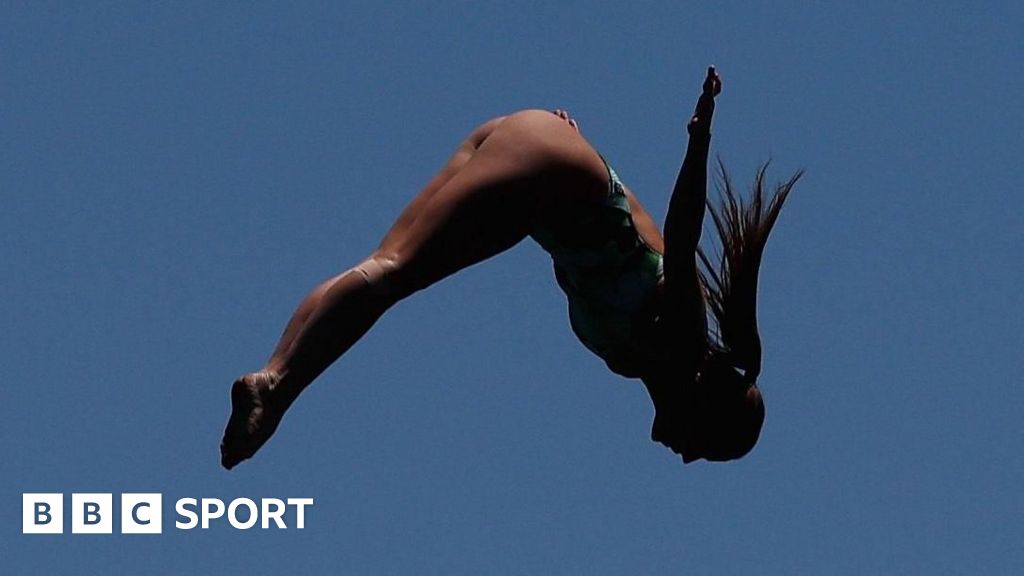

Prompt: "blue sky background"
[4,2,1023,573]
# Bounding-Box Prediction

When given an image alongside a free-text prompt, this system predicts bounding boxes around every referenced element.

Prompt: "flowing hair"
[697,160,803,381]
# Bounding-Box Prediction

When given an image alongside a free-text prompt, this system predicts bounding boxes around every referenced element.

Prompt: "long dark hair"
[697,161,803,381]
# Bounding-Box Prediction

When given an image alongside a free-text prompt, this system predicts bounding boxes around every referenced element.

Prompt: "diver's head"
[679,354,765,463]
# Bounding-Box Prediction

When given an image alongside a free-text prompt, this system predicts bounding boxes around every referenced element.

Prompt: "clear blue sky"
[4,2,1022,574]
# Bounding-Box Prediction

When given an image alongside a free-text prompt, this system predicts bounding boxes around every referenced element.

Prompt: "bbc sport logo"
[23,493,314,534]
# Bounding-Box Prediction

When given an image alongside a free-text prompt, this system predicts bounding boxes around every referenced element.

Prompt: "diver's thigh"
[377,115,511,249]
[377,110,611,294]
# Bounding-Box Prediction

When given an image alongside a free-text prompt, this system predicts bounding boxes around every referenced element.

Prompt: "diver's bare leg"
[220,138,490,471]
[221,110,602,469]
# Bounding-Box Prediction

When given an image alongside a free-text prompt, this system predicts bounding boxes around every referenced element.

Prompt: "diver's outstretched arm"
[664,67,719,261]
[660,67,720,350]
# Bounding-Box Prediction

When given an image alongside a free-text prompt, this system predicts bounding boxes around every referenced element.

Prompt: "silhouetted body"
[220,68,801,469]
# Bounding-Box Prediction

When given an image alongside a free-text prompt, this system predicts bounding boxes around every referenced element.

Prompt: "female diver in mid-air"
[220,67,801,469]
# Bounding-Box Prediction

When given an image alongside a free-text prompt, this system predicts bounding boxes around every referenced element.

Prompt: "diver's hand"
[688,66,720,135]
[702,66,722,98]
[551,109,580,132]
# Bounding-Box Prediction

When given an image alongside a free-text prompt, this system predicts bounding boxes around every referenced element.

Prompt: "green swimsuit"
[530,158,664,377]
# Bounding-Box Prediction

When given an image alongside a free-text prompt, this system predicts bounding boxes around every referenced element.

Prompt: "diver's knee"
[353,255,399,299]
[354,254,422,301]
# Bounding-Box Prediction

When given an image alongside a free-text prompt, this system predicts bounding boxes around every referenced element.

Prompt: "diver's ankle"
[263,369,304,412]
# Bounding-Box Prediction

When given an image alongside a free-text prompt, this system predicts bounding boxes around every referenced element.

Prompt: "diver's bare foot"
[220,371,285,470]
